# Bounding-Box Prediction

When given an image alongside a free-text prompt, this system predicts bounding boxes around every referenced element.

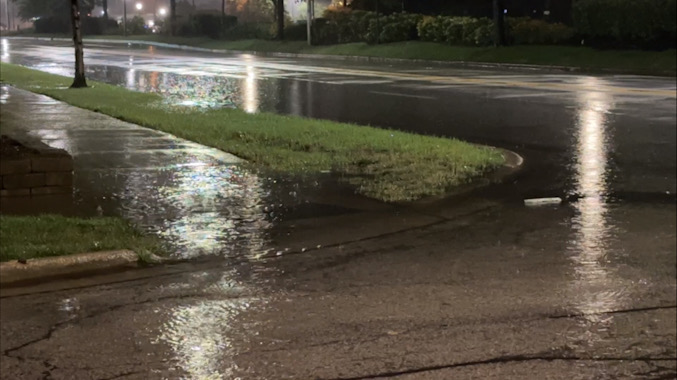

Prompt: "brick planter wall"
[0,138,73,197]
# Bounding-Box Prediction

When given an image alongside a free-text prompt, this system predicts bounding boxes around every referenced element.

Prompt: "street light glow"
[135,3,143,10]
[159,8,167,16]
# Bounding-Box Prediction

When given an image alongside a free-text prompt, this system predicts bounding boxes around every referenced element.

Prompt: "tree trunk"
[492,0,506,46]
[375,0,379,44]
[70,0,87,88]
[343,0,347,7]
[170,0,177,36]
[221,0,226,21]
[102,0,108,20]
[276,0,284,40]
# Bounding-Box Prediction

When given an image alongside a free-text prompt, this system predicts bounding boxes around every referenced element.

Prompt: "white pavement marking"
[369,91,437,100]
[494,92,567,99]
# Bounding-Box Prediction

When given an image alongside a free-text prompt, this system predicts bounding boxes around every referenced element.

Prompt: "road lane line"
[369,91,437,100]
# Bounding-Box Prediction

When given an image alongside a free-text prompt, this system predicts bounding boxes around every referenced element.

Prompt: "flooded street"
[0,39,675,379]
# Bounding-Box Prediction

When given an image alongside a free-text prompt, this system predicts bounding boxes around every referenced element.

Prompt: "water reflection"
[243,64,259,114]
[86,64,276,111]
[568,77,625,325]
[118,160,271,259]
[1,39,9,60]
[159,295,255,379]
[155,268,275,379]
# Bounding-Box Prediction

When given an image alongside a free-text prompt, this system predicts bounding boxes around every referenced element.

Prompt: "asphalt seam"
[324,355,677,380]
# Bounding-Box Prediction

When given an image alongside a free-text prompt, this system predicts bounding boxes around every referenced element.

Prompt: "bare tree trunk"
[492,0,506,46]
[276,0,284,40]
[70,0,87,88]
[170,0,177,36]
[343,0,347,7]
[102,0,108,20]
[221,0,225,20]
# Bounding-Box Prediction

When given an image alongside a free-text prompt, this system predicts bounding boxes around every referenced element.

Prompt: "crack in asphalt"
[40,359,57,380]
[1,291,251,358]
[98,370,147,380]
[323,355,677,380]
[549,305,677,319]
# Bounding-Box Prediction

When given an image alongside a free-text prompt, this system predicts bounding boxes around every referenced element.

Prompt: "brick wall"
[0,143,73,197]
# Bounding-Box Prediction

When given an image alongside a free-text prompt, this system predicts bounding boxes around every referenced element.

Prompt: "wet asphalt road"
[1,39,676,379]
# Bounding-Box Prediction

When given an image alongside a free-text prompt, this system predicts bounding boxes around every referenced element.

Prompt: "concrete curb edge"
[0,250,140,286]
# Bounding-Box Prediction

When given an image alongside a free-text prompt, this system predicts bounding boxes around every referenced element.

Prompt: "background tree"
[170,0,177,35]
[269,0,283,39]
[69,0,87,88]
[492,0,506,45]
[101,0,108,20]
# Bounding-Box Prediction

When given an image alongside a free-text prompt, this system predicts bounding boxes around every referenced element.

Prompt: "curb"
[0,250,140,286]
[6,36,647,76]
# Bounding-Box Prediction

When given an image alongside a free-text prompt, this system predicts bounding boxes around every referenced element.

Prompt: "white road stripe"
[369,91,437,100]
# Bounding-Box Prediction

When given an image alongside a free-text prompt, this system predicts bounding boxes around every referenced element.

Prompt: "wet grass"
[0,215,164,262]
[21,34,674,76]
[0,63,504,202]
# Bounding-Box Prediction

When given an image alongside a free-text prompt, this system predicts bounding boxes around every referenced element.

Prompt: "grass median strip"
[0,63,503,201]
[0,215,164,262]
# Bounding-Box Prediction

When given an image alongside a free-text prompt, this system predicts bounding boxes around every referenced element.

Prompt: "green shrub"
[223,23,273,40]
[126,16,147,35]
[507,17,575,45]
[284,21,308,41]
[193,13,222,38]
[366,12,422,44]
[417,16,494,46]
[313,18,340,45]
[323,9,376,43]
[417,16,450,43]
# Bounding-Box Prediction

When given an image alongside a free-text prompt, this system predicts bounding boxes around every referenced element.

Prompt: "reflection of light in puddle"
[0,85,10,104]
[1,39,9,60]
[154,163,271,259]
[159,297,256,379]
[156,270,266,379]
[568,77,625,327]
[126,68,136,88]
[243,65,259,113]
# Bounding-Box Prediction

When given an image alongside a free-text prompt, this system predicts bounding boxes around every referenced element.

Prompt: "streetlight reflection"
[243,64,259,113]
[568,77,625,326]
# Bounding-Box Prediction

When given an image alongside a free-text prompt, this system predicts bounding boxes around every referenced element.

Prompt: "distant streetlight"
[158,7,167,16]
[135,2,143,10]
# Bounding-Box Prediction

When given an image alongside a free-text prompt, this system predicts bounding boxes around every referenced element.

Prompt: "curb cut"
[0,250,139,286]
[10,36,671,76]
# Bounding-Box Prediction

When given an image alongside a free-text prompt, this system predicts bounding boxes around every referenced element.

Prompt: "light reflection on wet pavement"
[0,39,675,379]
